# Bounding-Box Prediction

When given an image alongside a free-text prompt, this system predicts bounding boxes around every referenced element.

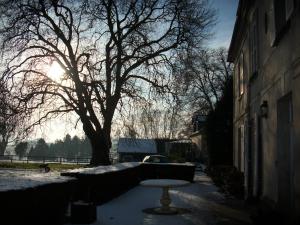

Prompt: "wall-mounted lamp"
[260,101,268,118]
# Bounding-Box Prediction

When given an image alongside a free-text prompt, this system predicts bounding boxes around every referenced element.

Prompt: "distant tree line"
[14,135,92,161]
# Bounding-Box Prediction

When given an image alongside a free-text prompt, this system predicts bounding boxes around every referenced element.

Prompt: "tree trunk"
[88,131,111,166]
[80,113,111,166]
[0,139,8,156]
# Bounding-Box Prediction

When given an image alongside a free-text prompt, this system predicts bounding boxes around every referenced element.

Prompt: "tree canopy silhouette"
[0,80,28,155]
[0,0,215,165]
[28,138,49,160]
[14,141,28,159]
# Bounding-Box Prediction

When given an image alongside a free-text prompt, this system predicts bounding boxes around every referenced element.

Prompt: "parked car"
[142,155,170,163]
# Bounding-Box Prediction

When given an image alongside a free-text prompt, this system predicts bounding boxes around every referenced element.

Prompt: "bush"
[206,165,244,199]
[205,77,233,166]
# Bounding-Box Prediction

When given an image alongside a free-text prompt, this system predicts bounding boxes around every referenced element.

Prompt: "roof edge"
[227,0,254,62]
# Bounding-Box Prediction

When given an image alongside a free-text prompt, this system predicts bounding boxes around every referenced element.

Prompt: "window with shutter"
[274,0,286,32]
[270,0,292,46]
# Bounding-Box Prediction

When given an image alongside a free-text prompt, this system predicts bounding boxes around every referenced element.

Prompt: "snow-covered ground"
[66,172,252,225]
[0,166,252,225]
[0,169,74,191]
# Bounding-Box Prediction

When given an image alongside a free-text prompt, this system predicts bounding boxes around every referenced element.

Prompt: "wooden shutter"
[239,53,244,95]
[238,127,241,169]
[269,1,276,46]
[250,9,259,74]
[285,0,294,20]
[241,124,245,172]
[253,12,258,73]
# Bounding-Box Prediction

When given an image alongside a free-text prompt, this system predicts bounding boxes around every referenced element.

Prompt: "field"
[0,162,85,171]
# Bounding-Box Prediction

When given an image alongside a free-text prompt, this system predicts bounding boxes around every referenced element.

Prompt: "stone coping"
[61,162,141,176]
[142,162,195,166]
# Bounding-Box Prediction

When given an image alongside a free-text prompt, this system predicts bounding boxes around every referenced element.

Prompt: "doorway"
[246,112,263,200]
[277,93,294,213]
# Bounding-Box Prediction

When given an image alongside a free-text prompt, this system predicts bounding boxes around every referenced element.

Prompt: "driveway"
[67,171,252,225]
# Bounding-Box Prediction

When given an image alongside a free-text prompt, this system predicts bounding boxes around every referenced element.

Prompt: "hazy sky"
[209,0,238,48]
[33,0,239,143]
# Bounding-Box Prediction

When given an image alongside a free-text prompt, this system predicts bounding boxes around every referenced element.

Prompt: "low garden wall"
[0,175,75,225]
[61,163,142,204]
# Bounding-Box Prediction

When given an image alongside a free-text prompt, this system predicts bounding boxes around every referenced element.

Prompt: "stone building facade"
[228,0,300,222]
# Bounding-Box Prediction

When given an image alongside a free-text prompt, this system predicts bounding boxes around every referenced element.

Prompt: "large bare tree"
[115,48,232,141]
[172,47,232,115]
[0,0,215,165]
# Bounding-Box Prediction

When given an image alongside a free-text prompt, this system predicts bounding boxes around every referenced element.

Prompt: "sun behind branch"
[47,61,65,81]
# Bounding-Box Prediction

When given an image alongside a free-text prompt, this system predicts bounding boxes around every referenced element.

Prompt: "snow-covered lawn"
[67,172,251,225]
[0,169,73,191]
